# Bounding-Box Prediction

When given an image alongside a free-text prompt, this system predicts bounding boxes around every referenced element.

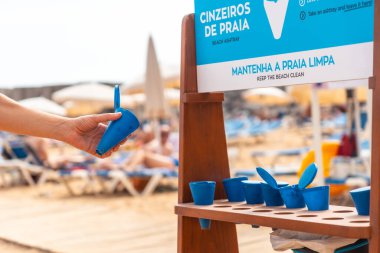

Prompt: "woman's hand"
[0,94,129,157]
[63,113,127,158]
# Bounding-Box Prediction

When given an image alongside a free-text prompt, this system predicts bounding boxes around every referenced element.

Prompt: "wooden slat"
[0,192,278,253]
[176,202,371,239]
[178,14,239,253]
[370,0,380,252]
[182,93,224,103]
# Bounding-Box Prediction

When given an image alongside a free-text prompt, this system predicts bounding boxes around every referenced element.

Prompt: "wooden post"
[370,0,380,251]
[177,14,239,253]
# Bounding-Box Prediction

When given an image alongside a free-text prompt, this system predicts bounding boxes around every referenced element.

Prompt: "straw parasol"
[144,35,168,119]
[242,87,292,106]
[288,84,368,106]
[128,88,180,107]
[52,83,114,104]
[52,83,135,115]
[19,97,66,116]
[122,65,179,94]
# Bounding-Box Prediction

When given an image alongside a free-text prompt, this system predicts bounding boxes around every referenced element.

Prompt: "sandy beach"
[0,127,309,253]
[0,185,291,253]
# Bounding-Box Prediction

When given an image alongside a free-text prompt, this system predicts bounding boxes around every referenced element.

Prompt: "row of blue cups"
[189,176,329,211]
[226,177,329,211]
[189,179,370,230]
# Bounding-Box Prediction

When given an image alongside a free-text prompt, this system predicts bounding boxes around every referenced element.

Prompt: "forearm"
[0,94,69,141]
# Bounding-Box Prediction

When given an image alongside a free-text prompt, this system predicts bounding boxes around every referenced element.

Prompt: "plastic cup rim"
[190,181,216,186]
[280,184,301,192]
[302,185,330,193]
[223,176,248,183]
[350,186,370,193]
[242,180,262,185]
[261,181,288,187]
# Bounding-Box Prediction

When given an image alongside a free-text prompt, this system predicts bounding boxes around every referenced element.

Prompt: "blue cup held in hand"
[189,181,216,230]
[96,85,140,156]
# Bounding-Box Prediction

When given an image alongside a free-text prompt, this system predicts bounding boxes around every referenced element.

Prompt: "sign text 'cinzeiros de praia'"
[194,0,374,92]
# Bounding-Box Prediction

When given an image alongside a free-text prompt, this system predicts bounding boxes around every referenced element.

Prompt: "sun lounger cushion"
[234,170,257,177]
[252,148,309,157]
[96,168,178,178]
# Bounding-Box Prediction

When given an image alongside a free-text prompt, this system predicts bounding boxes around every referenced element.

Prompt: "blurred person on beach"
[24,136,95,169]
[124,124,178,170]
[97,124,178,171]
[0,94,126,158]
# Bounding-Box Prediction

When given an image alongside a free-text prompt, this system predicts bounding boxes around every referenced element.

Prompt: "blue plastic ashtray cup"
[279,185,305,209]
[96,85,140,156]
[189,181,216,230]
[302,185,330,211]
[279,163,319,209]
[261,182,288,207]
[242,180,264,205]
[222,177,248,202]
[350,186,370,216]
[189,181,216,205]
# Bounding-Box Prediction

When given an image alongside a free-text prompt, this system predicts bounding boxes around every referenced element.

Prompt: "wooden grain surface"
[370,0,380,252]
[176,201,370,239]
[178,14,239,253]
[0,190,281,253]
[183,93,224,103]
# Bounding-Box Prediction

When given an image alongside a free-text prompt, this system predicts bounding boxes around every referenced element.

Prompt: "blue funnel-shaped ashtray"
[256,167,288,206]
[222,177,248,202]
[280,163,318,209]
[279,185,305,209]
[350,186,370,216]
[242,180,264,205]
[96,85,140,156]
[302,186,330,211]
[261,181,288,206]
[189,181,216,230]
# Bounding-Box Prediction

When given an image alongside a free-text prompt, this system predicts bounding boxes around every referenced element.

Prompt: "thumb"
[90,112,122,124]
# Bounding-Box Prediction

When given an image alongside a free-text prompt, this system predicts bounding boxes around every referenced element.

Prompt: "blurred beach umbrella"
[129,88,180,107]
[63,101,106,116]
[53,83,113,103]
[122,65,179,94]
[287,85,311,106]
[288,84,368,106]
[144,36,168,119]
[19,97,66,116]
[242,87,292,106]
[164,88,180,106]
[52,82,135,108]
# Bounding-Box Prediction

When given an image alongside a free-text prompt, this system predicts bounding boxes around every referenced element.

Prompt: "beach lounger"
[2,138,92,195]
[249,119,282,137]
[96,168,178,196]
[0,159,33,187]
[234,170,257,178]
[251,147,309,175]
[2,139,45,186]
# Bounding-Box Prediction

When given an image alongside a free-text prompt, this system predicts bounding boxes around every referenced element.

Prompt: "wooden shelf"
[175,200,371,239]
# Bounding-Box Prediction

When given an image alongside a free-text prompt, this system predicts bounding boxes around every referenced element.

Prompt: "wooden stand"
[177,9,380,253]
[177,14,238,253]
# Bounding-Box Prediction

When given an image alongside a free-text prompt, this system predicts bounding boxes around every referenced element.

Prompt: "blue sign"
[194,0,374,92]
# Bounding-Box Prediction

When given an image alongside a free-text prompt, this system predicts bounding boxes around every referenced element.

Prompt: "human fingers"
[90,112,122,124]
